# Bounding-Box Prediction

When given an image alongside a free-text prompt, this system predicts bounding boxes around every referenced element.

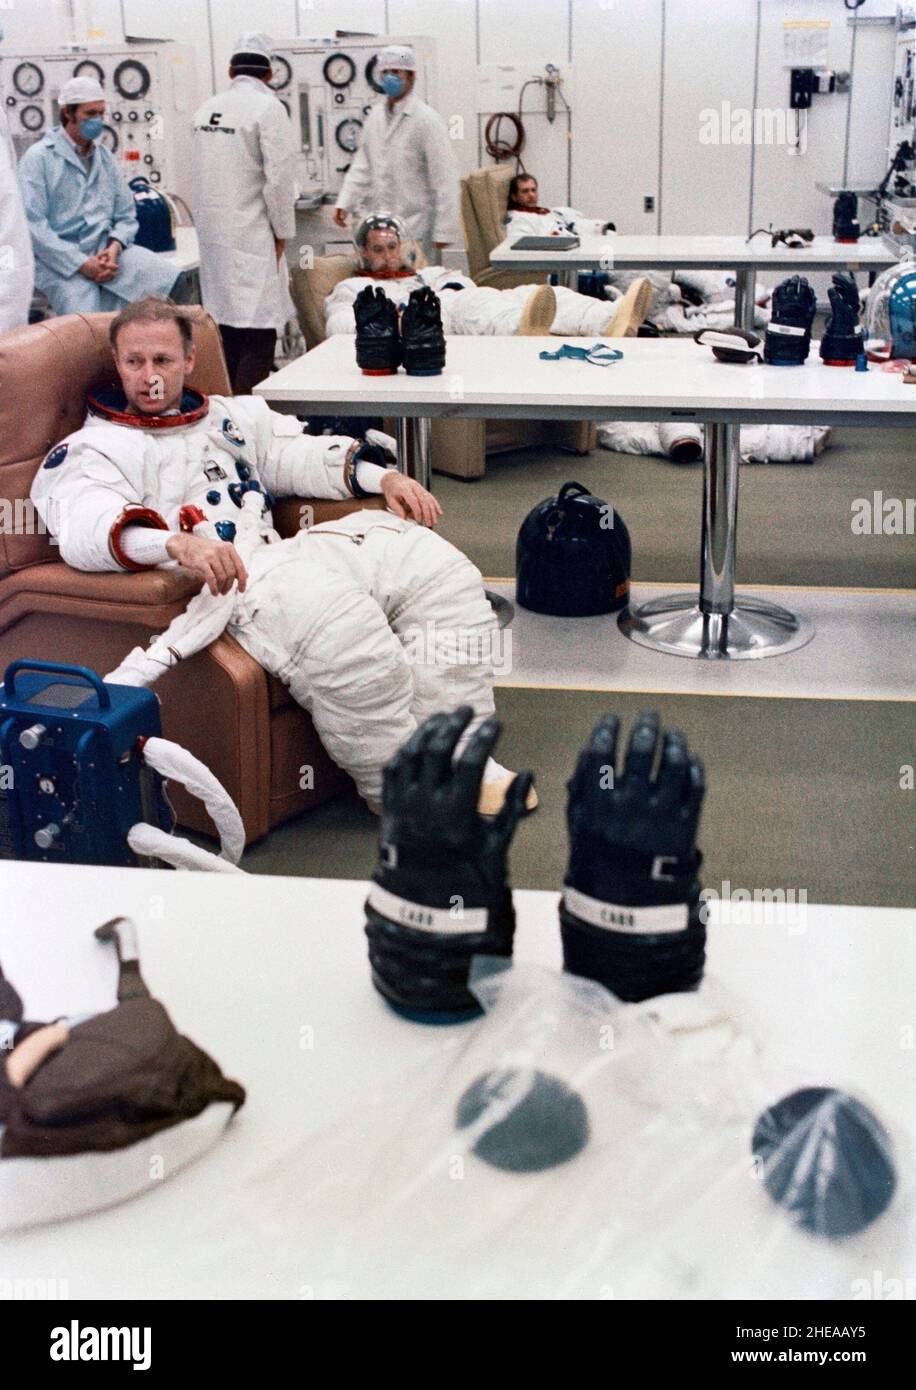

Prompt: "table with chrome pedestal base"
[257,336,914,662]
[618,422,814,660]
[488,233,898,331]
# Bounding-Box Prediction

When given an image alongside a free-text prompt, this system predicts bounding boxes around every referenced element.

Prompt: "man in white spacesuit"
[30,297,530,815]
[504,172,616,240]
[325,213,638,339]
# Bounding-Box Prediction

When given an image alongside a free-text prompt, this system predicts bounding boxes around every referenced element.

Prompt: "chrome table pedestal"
[619,422,814,660]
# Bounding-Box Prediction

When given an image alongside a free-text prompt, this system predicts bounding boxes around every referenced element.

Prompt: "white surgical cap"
[231,32,273,64]
[377,44,416,73]
[58,76,105,106]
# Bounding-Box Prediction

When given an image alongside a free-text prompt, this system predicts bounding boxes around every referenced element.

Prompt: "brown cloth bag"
[0,920,245,1159]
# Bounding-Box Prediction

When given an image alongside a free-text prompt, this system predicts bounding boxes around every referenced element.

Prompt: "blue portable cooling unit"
[0,661,173,866]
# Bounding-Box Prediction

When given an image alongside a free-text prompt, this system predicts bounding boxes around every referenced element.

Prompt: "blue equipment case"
[0,661,172,866]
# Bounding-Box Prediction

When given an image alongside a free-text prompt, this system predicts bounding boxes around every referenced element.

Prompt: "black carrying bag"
[516,481,631,617]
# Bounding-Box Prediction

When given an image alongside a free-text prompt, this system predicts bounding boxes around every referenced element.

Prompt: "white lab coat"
[0,106,34,334]
[336,91,461,254]
[191,76,298,330]
[18,126,177,317]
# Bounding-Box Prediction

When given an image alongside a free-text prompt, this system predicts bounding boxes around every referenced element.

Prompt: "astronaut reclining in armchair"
[31,296,534,818]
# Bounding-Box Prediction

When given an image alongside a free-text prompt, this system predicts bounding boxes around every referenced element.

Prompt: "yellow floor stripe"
[494,680,915,703]
[486,578,916,597]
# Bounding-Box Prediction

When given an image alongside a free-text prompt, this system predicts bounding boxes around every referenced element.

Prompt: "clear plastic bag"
[183,963,909,1300]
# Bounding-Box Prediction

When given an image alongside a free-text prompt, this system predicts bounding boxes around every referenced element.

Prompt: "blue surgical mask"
[79,116,104,141]
[381,73,405,98]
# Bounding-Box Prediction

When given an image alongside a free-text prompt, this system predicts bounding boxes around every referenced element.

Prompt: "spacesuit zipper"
[306,525,403,544]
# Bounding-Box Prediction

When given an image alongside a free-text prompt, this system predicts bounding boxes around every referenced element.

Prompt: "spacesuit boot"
[402,286,446,375]
[354,286,402,375]
[657,422,703,464]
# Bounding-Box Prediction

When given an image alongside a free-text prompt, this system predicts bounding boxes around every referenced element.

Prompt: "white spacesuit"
[30,390,499,803]
[504,204,610,240]
[606,268,771,334]
[598,420,832,465]
[325,264,621,338]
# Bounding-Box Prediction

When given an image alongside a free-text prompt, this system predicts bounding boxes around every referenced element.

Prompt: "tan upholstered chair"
[461,163,550,290]
[0,308,383,845]
[289,251,596,481]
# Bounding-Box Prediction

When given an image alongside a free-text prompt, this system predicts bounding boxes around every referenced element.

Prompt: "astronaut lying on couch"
[31,296,531,816]
[324,212,639,340]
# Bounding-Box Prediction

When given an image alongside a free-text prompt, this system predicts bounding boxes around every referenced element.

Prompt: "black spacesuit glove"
[559,710,707,1002]
[764,275,816,365]
[365,707,534,1020]
[819,271,864,363]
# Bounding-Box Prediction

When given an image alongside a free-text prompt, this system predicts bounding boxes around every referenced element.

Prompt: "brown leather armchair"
[0,308,381,845]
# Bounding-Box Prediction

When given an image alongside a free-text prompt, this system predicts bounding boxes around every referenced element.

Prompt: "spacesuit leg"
[371,522,499,737]
[444,285,534,335]
[549,285,618,335]
[228,540,418,803]
[597,422,664,457]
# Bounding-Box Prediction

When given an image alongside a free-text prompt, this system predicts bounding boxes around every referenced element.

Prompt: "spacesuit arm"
[424,117,461,247]
[18,151,86,277]
[557,209,606,237]
[107,169,138,249]
[30,440,165,572]
[324,278,361,336]
[239,397,387,501]
[259,104,298,241]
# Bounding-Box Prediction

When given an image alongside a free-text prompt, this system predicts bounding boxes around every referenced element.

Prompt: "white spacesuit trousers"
[438,284,616,337]
[228,511,497,800]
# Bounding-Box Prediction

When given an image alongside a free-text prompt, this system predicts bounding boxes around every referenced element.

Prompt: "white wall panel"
[122,0,211,100]
[0,0,124,47]
[752,0,854,236]
[661,0,757,235]
[294,0,386,41]
[845,18,897,185]
[390,0,477,177]
[571,0,663,234]
[478,0,568,68]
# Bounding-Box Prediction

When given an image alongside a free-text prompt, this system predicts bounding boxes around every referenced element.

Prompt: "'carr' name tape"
[563,887,688,934]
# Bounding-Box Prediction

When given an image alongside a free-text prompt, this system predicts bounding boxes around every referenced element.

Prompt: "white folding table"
[257,336,916,660]
[489,233,900,329]
[1,861,912,1300]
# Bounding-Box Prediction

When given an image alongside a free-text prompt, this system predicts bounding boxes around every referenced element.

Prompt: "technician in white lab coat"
[0,102,34,334]
[333,44,460,259]
[191,32,298,394]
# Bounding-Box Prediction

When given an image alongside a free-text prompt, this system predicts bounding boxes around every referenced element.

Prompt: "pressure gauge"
[365,56,385,94]
[323,52,356,89]
[13,62,43,98]
[99,124,118,154]
[74,59,104,86]
[335,117,362,153]
[269,55,292,91]
[20,104,44,131]
[113,59,150,100]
